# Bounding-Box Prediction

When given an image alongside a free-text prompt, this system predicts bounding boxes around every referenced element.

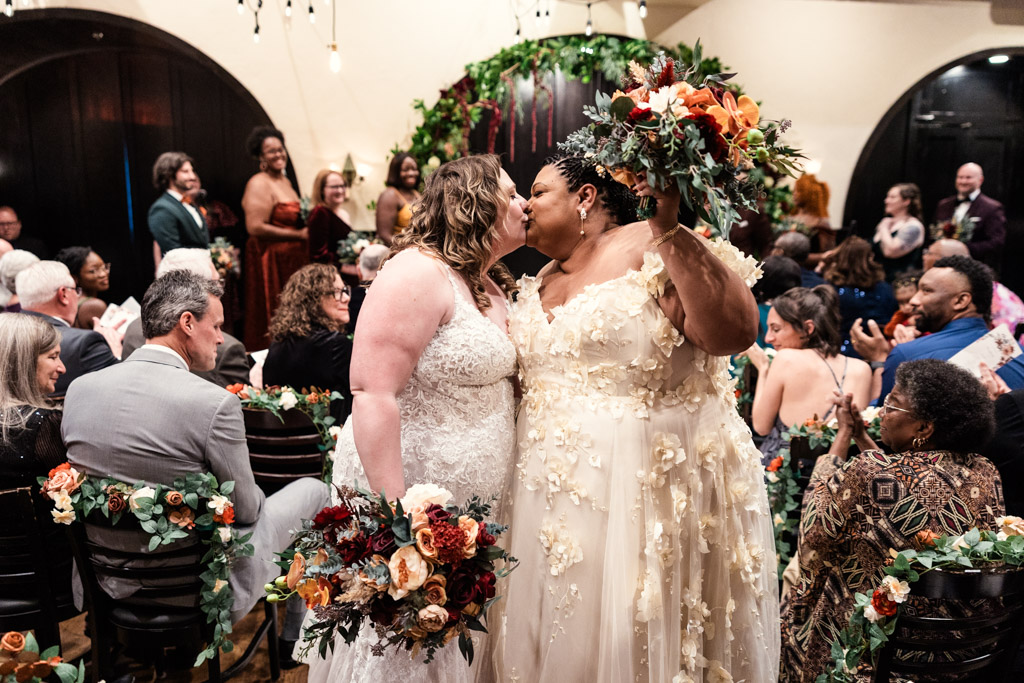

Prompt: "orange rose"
[422,575,447,606]
[213,506,235,525]
[285,552,306,590]
[870,588,898,618]
[165,490,184,506]
[45,463,81,494]
[0,632,25,654]
[458,516,479,559]
[766,457,784,473]
[915,529,941,549]
[415,528,439,561]
[306,393,320,404]
[168,508,195,529]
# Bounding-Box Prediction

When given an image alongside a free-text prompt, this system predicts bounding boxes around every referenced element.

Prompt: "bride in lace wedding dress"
[302,155,526,683]
[495,157,780,682]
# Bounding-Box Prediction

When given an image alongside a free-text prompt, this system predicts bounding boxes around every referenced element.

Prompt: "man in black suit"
[147,152,209,254]
[16,261,119,394]
[0,206,49,259]
[932,162,1006,272]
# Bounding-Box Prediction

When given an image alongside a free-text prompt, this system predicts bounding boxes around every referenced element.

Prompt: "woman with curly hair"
[823,235,896,358]
[303,154,526,683]
[789,173,834,265]
[263,263,352,421]
[241,125,308,348]
[781,358,1002,681]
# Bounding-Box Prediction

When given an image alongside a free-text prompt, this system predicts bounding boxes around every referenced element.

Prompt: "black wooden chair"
[0,486,79,651]
[243,407,325,494]
[871,565,1024,682]
[68,522,280,683]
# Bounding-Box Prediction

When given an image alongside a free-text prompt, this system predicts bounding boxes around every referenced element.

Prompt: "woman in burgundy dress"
[242,126,308,349]
[308,168,360,286]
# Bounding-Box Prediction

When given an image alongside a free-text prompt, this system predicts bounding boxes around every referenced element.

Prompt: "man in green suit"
[147,151,209,254]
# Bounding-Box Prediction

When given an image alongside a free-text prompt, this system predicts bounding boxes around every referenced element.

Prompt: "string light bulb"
[308,2,315,23]
[327,0,339,73]
[639,0,647,19]
[285,0,292,17]
[329,42,341,73]
[253,18,260,43]
[236,0,243,15]
[585,3,593,37]
[4,0,13,17]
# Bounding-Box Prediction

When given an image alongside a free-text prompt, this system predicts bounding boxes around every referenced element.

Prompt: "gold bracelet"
[651,223,684,248]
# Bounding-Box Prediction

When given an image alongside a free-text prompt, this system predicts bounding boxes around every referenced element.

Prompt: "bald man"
[932,163,1005,272]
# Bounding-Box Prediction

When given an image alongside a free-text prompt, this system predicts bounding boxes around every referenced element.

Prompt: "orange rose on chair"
[0,631,25,654]
[44,463,82,494]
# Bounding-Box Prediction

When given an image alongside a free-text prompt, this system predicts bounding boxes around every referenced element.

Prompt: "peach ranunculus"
[458,516,479,559]
[415,528,439,561]
[706,92,760,138]
[168,507,195,529]
[165,490,184,506]
[417,604,449,633]
[297,577,332,608]
[0,631,25,654]
[286,552,306,590]
[388,545,431,600]
[998,515,1024,537]
[45,463,82,494]
[422,575,447,606]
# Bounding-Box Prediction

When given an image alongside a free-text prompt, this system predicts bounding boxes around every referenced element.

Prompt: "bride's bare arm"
[348,251,453,499]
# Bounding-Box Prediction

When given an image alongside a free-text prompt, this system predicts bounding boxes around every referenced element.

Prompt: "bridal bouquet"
[266,483,515,665]
[559,43,803,234]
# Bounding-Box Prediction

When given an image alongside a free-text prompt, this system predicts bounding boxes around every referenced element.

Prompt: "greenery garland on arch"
[400,36,737,170]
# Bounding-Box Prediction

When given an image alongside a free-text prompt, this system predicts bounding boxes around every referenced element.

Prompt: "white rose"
[427,156,441,168]
[218,527,233,543]
[52,508,76,525]
[128,486,157,510]
[49,490,74,512]
[881,575,911,603]
[279,390,298,411]
[998,515,1024,537]
[863,603,881,623]
[328,425,343,441]
[399,483,453,516]
[208,494,231,515]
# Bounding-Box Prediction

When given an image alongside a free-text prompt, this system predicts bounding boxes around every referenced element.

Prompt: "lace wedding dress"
[495,247,780,682]
[303,264,517,683]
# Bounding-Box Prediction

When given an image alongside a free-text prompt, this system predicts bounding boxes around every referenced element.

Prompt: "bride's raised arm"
[640,181,759,357]
[347,249,453,499]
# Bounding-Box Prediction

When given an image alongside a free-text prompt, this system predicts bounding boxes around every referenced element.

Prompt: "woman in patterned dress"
[780,358,1002,681]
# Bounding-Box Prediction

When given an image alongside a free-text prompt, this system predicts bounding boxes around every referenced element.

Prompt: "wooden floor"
[59,603,309,683]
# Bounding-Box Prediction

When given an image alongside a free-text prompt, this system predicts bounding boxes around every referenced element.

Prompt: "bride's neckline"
[533,266,641,324]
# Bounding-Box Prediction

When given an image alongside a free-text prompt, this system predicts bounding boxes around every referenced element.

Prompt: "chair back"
[243,407,324,494]
[0,486,77,649]
[872,565,1024,682]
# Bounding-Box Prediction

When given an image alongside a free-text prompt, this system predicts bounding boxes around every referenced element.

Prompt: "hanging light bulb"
[308,3,315,23]
[328,42,341,73]
[4,0,13,17]
[585,3,593,37]
[236,0,244,15]
[253,19,260,43]
[639,0,647,19]
[285,0,292,17]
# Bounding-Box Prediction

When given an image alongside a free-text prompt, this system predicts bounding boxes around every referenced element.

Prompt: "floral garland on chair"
[818,518,1024,682]
[0,631,85,683]
[227,384,344,482]
[38,464,253,667]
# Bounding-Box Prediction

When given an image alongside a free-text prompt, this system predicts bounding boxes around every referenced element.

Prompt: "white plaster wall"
[656,0,1024,221]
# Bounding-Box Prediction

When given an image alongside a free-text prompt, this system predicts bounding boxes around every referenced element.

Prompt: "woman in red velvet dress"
[242,126,308,349]
[308,169,361,286]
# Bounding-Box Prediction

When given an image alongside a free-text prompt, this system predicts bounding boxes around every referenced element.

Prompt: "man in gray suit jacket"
[62,270,328,645]
[148,152,209,254]
[120,247,249,388]
[16,261,119,394]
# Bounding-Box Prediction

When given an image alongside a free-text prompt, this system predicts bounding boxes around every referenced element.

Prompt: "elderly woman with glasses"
[263,263,352,421]
[780,358,1003,681]
[55,245,111,329]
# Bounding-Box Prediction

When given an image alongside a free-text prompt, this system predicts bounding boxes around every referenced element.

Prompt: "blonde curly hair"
[386,155,517,310]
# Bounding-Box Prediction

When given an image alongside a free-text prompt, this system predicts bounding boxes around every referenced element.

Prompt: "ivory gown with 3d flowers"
[496,246,780,682]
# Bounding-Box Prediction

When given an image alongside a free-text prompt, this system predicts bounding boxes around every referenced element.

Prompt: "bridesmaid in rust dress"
[242,126,309,349]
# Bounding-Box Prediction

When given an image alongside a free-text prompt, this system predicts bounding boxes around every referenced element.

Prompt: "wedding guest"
[374,152,420,245]
[822,236,895,358]
[347,243,387,330]
[788,174,833,265]
[751,255,801,348]
[882,270,920,339]
[984,389,1024,517]
[17,261,120,394]
[0,207,49,259]
[932,163,1005,272]
[0,250,40,313]
[773,231,825,288]
[873,182,924,278]
[263,264,352,422]
[242,126,308,349]
[121,248,249,388]
[781,359,1001,681]
[741,286,871,464]
[55,246,111,329]
[927,239,1024,338]
[0,314,66,489]
[147,152,208,253]
[852,255,1024,401]
[61,270,328,652]
[307,169,353,272]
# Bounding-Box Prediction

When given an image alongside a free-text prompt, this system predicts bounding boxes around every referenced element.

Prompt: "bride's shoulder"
[376,248,451,289]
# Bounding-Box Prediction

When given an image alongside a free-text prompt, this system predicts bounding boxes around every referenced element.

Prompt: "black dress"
[0,407,66,490]
[263,326,352,422]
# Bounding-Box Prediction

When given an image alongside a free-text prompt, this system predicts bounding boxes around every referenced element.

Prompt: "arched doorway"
[843,48,1024,289]
[0,8,290,307]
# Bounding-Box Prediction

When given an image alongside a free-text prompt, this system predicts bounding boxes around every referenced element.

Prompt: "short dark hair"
[141,270,223,339]
[548,154,639,228]
[152,152,194,190]
[752,255,801,304]
[896,359,994,453]
[386,152,419,189]
[770,285,841,355]
[933,255,993,319]
[246,126,285,158]
[55,246,93,280]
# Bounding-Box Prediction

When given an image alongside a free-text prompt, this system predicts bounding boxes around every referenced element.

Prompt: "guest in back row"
[933,163,1005,272]
[0,249,40,313]
[821,235,895,359]
[148,152,209,254]
[55,246,111,329]
[263,264,352,422]
[121,248,249,388]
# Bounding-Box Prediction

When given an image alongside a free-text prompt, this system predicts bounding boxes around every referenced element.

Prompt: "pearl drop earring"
[579,208,587,237]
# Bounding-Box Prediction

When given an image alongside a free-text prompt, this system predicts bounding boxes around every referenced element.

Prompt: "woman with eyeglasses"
[55,245,110,329]
[780,358,1002,681]
[308,169,356,277]
[263,263,352,422]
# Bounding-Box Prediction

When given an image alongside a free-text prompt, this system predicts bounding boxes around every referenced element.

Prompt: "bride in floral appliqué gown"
[496,156,780,682]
